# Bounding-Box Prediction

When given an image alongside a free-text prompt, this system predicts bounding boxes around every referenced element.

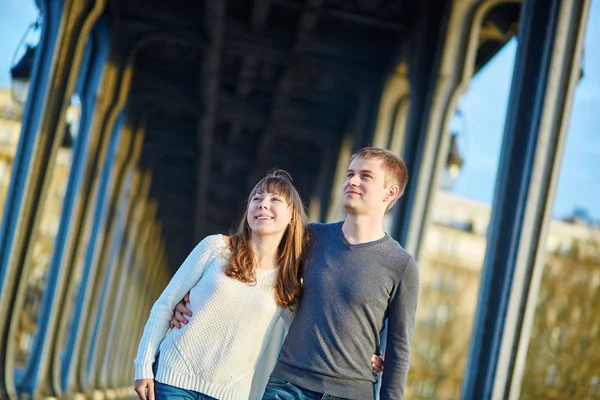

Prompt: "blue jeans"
[153,381,216,400]
[152,353,216,400]
[262,378,349,400]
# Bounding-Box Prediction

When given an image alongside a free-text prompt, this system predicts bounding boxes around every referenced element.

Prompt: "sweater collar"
[333,221,390,250]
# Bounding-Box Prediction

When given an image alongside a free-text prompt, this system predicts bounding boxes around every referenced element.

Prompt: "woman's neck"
[250,234,282,270]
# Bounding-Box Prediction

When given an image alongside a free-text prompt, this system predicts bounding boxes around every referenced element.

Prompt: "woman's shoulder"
[221,235,231,246]
[192,234,231,266]
[198,234,230,251]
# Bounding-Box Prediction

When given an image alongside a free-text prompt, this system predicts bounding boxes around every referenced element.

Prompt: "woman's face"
[246,191,293,237]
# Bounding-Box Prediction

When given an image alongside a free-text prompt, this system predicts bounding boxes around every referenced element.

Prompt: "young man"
[173,147,418,399]
[261,147,419,399]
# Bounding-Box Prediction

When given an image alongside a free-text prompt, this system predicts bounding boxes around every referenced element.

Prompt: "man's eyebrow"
[346,169,375,174]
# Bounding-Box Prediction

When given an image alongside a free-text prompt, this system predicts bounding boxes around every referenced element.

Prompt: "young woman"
[134,171,307,400]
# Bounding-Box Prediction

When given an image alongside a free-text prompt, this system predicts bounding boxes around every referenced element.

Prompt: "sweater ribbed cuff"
[133,362,154,381]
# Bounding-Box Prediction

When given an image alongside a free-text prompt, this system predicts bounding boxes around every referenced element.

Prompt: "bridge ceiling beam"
[104,0,521,270]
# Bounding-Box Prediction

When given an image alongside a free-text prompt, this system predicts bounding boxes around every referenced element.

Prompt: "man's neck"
[342,213,385,244]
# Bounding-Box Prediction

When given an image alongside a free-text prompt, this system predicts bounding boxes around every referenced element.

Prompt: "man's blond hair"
[350,147,408,210]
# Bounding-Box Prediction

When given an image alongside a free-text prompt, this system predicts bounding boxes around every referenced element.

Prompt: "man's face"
[343,157,390,215]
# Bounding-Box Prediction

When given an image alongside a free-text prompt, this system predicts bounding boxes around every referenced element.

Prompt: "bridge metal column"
[78,122,135,392]
[49,30,142,400]
[461,0,591,398]
[14,15,112,399]
[374,0,524,398]
[390,0,519,255]
[126,218,165,382]
[100,170,152,390]
[106,174,152,389]
[62,111,127,397]
[116,203,159,386]
[370,1,451,395]
[0,1,106,398]
[324,82,397,224]
[43,18,113,397]
[86,159,140,398]
[371,62,410,153]
[89,164,139,392]
[86,126,146,391]
[0,3,63,397]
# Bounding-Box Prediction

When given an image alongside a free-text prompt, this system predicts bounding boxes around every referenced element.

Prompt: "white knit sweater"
[133,234,293,400]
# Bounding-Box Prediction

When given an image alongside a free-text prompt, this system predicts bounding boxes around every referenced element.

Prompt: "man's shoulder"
[307,221,340,229]
[385,236,413,258]
[380,237,418,275]
[307,221,340,235]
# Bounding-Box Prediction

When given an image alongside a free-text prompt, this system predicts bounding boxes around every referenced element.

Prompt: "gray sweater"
[271,222,419,399]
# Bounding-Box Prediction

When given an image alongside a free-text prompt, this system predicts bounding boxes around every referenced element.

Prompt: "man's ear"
[384,185,400,204]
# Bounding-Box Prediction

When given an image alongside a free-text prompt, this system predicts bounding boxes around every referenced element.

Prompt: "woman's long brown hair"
[225,170,308,308]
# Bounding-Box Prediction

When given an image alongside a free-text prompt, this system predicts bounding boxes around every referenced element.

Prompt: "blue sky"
[1,0,598,220]
[0,1,39,87]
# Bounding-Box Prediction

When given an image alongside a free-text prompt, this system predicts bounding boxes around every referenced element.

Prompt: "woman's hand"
[134,378,154,400]
[371,351,385,375]
[170,292,192,329]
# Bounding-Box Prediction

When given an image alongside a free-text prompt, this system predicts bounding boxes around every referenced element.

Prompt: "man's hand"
[371,351,385,375]
[170,292,192,329]
[134,378,154,400]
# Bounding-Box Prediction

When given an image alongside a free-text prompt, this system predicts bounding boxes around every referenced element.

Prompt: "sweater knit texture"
[271,222,419,399]
[134,234,290,400]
